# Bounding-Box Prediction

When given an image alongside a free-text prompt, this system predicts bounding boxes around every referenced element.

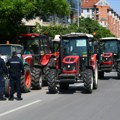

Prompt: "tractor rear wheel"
[93,64,98,89]
[21,67,31,93]
[47,69,58,93]
[31,68,42,90]
[98,71,104,79]
[83,69,93,93]
[117,62,120,79]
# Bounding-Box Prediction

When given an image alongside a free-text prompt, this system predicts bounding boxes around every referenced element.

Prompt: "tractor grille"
[63,63,75,71]
[102,57,111,62]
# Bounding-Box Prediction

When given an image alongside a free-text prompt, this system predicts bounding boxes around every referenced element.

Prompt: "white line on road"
[0,100,42,117]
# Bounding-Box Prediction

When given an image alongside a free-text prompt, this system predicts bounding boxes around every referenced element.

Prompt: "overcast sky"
[106,0,120,15]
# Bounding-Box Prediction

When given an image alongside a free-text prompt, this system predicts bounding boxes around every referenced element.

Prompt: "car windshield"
[62,37,87,57]
[0,46,11,55]
[100,40,118,53]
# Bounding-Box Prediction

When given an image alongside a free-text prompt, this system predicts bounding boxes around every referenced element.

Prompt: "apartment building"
[81,0,120,37]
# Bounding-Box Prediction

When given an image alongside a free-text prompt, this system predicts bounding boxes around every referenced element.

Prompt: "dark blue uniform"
[7,53,24,100]
[0,57,8,100]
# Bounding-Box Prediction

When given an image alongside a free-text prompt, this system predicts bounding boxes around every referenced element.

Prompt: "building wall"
[81,0,120,37]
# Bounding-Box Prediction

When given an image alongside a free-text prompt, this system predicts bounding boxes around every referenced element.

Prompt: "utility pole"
[77,0,80,27]
[77,0,81,28]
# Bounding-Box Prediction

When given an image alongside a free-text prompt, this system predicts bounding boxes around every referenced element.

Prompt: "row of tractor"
[47,33,120,94]
[0,32,119,95]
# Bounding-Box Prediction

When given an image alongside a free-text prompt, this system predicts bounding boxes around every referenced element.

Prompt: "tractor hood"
[62,56,80,74]
[62,56,79,64]
[102,52,112,57]
[101,52,113,65]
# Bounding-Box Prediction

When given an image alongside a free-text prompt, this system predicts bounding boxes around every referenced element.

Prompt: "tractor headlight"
[63,63,76,71]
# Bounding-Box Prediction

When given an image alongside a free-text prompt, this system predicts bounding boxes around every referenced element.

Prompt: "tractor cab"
[98,37,120,78]
[60,33,94,72]
[17,33,52,67]
[0,44,23,62]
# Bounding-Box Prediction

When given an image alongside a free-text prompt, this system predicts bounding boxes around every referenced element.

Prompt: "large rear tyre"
[47,69,58,93]
[93,64,98,89]
[98,71,104,79]
[83,69,93,93]
[32,68,42,90]
[117,62,120,79]
[21,67,31,93]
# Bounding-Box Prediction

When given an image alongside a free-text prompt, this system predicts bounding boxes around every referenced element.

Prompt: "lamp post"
[77,0,80,27]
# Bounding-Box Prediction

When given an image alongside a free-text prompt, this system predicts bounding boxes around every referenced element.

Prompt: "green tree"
[0,0,70,36]
[33,17,114,39]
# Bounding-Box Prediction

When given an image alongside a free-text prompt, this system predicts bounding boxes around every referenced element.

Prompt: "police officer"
[7,51,24,100]
[0,53,8,100]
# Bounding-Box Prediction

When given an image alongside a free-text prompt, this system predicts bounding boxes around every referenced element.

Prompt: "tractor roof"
[100,37,120,41]
[18,33,40,38]
[0,44,23,47]
[62,32,93,38]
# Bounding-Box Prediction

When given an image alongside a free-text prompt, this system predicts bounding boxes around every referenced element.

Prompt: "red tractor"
[17,33,57,89]
[98,37,120,78]
[47,32,98,93]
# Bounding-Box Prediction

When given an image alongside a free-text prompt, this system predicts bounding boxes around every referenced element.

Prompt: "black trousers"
[9,75,21,98]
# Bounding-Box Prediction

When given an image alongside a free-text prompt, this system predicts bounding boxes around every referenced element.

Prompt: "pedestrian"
[7,51,24,101]
[0,53,8,101]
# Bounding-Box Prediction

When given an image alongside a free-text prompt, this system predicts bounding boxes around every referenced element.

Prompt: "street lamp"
[77,0,80,27]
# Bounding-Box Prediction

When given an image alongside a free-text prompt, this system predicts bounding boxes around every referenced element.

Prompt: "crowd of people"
[0,51,24,101]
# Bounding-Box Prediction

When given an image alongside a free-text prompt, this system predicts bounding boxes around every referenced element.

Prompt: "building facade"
[81,0,120,37]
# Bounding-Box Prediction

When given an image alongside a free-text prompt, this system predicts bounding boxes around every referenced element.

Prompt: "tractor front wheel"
[93,64,98,89]
[117,62,120,79]
[31,68,43,90]
[21,67,31,93]
[47,69,58,93]
[83,69,93,93]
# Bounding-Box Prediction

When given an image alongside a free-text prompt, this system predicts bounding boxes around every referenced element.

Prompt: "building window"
[87,8,89,12]
[96,15,99,20]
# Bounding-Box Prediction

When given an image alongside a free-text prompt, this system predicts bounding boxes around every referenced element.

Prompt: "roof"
[0,44,23,47]
[82,0,99,8]
[18,33,40,38]
[100,37,120,40]
[62,32,93,38]
[95,0,109,6]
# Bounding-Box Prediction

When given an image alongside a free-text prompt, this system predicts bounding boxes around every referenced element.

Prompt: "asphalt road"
[0,72,120,120]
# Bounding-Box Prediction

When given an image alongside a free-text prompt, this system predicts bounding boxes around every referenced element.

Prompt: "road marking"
[0,100,42,117]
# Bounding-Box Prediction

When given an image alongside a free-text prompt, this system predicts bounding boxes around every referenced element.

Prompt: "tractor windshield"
[18,37,40,54]
[100,40,118,54]
[62,37,87,57]
[0,46,11,55]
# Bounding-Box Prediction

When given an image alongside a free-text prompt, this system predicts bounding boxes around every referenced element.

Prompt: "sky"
[106,0,120,15]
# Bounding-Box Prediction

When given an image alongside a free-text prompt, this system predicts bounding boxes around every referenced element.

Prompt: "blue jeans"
[9,75,21,98]
[0,76,5,98]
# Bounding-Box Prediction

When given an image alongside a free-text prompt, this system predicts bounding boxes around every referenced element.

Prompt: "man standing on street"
[0,53,8,101]
[7,51,24,101]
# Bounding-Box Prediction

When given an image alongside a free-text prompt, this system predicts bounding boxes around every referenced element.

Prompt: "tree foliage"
[0,0,70,36]
[33,17,114,40]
